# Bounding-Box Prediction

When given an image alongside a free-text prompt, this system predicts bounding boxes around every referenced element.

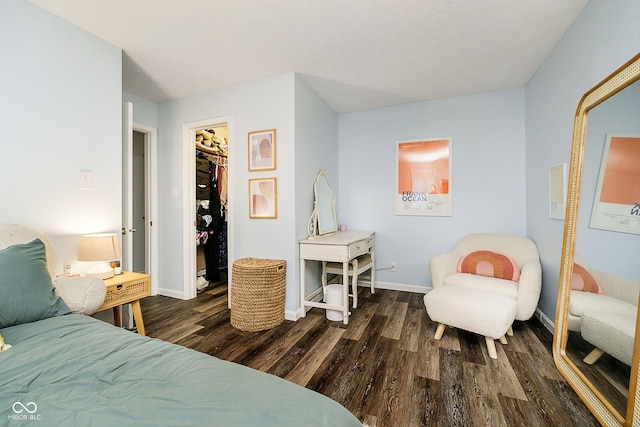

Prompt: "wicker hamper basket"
[230,257,286,332]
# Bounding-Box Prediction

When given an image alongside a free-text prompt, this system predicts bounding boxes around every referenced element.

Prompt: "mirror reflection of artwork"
[590,135,640,234]
[248,129,276,171]
[396,138,452,216]
[249,178,277,218]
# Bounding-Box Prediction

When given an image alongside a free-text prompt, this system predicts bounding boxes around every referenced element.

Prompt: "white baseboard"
[535,308,555,333]
[158,287,186,300]
[371,280,431,294]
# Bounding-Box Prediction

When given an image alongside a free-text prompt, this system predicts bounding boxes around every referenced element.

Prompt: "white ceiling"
[28,0,589,113]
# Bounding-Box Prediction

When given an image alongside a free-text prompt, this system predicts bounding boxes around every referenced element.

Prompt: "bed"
[0,224,362,426]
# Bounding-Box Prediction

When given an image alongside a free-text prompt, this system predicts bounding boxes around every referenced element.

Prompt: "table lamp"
[78,233,121,279]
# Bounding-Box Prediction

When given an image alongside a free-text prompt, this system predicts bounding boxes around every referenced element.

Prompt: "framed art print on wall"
[249,178,277,219]
[395,137,452,216]
[549,163,567,220]
[248,129,276,171]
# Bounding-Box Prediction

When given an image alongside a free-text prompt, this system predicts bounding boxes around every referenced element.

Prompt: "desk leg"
[113,306,121,327]
[131,300,146,336]
[300,258,307,318]
[342,261,349,325]
[370,248,376,294]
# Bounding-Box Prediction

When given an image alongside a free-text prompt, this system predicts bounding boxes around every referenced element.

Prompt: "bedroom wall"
[123,92,158,129]
[0,0,122,274]
[294,74,340,312]
[156,74,303,312]
[525,0,640,324]
[337,88,527,291]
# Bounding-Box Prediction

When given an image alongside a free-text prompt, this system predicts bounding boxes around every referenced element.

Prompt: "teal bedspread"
[0,314,362,426]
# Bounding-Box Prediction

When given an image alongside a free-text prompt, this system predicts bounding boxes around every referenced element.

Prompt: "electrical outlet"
[391,262,397,272]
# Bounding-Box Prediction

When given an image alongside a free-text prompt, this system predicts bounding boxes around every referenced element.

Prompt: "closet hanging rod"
[197,148,228,166]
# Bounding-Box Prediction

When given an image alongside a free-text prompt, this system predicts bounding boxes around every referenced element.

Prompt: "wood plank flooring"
[140,283,599,427]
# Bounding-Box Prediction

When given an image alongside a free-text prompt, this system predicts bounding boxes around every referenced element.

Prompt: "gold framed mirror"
[553,52,640,426]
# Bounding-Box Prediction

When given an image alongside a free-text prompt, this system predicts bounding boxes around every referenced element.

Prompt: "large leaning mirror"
[554,53,640,426]
[307,170,338,237]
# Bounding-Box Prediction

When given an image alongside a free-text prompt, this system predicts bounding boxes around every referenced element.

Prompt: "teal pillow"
[0,238,70,328]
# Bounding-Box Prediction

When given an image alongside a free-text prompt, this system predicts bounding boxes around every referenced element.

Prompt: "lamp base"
[85,263,114,280]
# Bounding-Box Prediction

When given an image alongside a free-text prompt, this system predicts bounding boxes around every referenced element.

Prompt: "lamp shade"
[78,234,121,262]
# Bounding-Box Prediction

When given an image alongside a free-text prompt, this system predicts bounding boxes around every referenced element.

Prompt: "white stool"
[322,254,374,309]
[423,285,517,359]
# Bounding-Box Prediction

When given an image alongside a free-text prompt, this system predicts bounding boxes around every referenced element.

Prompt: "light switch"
[79,170,93,190]
[171,186,178,198]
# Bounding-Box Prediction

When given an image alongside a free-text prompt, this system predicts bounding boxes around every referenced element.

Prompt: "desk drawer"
[300,243,349,261]
[104,279,149,306]
[348,237,374,258]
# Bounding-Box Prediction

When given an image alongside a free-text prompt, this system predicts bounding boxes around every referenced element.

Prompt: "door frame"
[182,116,232,300]
[133,122,159,295]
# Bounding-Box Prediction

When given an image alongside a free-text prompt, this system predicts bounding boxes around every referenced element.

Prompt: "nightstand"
[97,271,151,336]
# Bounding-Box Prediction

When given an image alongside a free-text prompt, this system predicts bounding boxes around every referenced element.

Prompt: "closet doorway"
[182,116,232,301]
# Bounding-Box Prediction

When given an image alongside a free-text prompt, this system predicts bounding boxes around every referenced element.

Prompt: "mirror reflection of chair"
[322,254,375,309]
[567,255,639,368]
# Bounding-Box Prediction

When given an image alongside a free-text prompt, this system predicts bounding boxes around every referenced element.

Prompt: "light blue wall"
[123,92,158,129]
[0,0,122,274]
[338,88,527,289]
[155,74,339,314]
[156,74,301,310]
[525,0,640,320]
[294,75,340,303]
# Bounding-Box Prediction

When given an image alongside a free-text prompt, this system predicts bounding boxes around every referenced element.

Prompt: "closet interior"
[195,126,229,291]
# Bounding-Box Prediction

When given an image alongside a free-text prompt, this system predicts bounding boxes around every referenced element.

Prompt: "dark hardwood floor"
[140,283,599,427]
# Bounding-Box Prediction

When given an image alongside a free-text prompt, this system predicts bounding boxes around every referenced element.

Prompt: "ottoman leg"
[499,335,508,345]
[485,336,498,359]
[583,347,605,365]
[507,326,514,336]
[434,323,447,340]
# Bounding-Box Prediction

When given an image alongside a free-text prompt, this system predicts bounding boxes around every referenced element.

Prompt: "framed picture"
[249,178,277,219]
[590,134,640,234]
[395,138,452,216]
[248,129,276,171]
[549,163,567,220]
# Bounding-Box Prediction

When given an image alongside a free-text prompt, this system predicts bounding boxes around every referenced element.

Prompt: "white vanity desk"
[299,230,375,324]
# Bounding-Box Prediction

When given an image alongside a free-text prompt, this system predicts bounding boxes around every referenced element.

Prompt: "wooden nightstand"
[97,271,151,336]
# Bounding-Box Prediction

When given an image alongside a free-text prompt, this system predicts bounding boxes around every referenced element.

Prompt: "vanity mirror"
[307,170,338,237]
[553,53,640,426]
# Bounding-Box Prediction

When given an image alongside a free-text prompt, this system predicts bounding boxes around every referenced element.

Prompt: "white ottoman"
[423,285,517,359]
[581,312,636,366]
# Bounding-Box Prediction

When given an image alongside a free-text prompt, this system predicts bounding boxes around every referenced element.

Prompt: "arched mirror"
[307,170,338,237]
[553,53,640,426]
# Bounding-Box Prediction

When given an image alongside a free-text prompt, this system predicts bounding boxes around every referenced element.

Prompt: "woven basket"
[230,257,286,332]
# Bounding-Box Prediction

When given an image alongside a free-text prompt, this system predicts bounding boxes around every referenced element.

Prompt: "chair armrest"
[515,261,542,320]
[53,276,106,315]
[429,251,459,288]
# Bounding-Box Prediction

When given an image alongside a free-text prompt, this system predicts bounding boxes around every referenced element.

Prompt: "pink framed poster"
[395,138,452,216]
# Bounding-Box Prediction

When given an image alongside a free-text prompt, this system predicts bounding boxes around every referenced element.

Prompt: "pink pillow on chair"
[457,250,520,281]
[571,263,603,293]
